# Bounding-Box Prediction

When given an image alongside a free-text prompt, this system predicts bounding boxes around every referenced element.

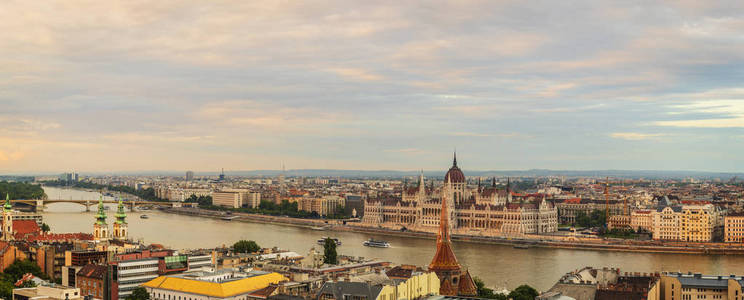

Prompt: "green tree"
[473,277,507,299]
[41,223,51,232]
[507,285,538,300]
[1,259,46,283]
[0,280,14,300]
[323,237,338,265]
[233,240,260,253]
[126,287,150,300]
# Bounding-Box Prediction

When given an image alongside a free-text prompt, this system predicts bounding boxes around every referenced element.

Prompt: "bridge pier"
[85,199,91,212]
[35,199,44,212]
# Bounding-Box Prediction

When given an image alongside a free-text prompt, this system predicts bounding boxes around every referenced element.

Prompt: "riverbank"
[161,207,744,255]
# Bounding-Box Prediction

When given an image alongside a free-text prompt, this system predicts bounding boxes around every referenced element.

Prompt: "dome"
[444,152,465,183]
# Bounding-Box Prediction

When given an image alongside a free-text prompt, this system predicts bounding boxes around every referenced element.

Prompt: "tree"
[233,240,260,253]
[126,287,150,300]
[1,259,46,283]
[507,285,538,300]
[323,237,338,265]
[0,281,14,300]
[41,223,51,232]
[473,277,507,300]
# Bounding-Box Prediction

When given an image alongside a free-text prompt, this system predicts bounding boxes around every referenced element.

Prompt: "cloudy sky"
[1,1,743,173]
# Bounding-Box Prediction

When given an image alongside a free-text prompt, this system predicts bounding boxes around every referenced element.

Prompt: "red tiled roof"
[12,220,41,240]
[77,264,107,279]
[26,233,93,242]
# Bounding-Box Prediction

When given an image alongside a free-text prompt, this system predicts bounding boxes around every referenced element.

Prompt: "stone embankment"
[162,207,744,255]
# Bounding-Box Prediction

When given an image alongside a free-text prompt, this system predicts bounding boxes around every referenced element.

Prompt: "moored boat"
[140,214,149,219]
[363,238,390,248]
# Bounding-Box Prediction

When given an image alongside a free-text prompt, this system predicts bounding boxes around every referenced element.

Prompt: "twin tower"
[93,196,128,241]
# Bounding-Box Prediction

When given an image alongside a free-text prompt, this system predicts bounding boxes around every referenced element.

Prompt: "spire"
[95,196,107,225]
[491,177,496,188]
[115,196,127,225]
[419,170,425,191]
[452,150,457,167]
[4,193,11,211]
[429,174,460,271]
[439,176,451,243]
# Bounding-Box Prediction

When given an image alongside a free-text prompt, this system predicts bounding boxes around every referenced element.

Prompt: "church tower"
[444,152,466,205]
[3,193,14,241]
[93,196,109,241]
[429,178,477,296]
[113,197,128,240]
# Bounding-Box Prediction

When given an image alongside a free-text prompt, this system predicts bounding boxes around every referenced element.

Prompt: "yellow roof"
[142,272,287,298]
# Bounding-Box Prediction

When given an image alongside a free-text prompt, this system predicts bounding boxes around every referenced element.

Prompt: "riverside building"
[361,154,558,237]
[652,197,717,242]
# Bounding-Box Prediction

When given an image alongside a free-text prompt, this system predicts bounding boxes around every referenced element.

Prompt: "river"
[40,186,744,291]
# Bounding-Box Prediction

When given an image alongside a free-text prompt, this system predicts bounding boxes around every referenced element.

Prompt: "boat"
[311,226,329,231]
[140,214,149,219]
[363,239,390,248]
[221,215,239,221]
[317,237,342,246]
[513,244,529,249]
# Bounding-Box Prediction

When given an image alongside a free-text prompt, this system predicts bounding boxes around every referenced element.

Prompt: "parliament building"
[361,154,558,237]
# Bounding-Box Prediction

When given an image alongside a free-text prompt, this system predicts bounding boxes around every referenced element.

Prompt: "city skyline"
[2,1,744,173]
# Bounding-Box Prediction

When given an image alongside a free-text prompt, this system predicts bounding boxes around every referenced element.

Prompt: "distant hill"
[8,169,743,180]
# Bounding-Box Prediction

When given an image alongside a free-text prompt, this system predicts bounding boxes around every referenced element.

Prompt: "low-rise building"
[142,269,288,300]
[76,264,107,299]
[13,284,83,300]
[541,267,660,300]
[213,191,244,209]
[660,272,744,300]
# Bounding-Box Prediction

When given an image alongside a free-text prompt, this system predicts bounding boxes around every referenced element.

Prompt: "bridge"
[10,199,196,212]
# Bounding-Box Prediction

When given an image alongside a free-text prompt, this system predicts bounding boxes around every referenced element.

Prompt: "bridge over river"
[10,199,196,212]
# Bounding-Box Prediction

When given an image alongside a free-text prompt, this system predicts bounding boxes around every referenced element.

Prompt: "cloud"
[326,68,384,81]
[384,148,423,154]
[653,100,744,128]
[2,1,744,171]
[610,132,665,140]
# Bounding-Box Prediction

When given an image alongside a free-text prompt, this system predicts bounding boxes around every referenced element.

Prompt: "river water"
[40,186,744,291]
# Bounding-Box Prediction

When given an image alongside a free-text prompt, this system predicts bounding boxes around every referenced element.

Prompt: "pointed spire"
[440,176,452,243]
[4,193,11,211]
[115,196,127,224]
[491,177,496,188]
[452,150,457,167]
[419,170,425,188]
[95,196,107,225]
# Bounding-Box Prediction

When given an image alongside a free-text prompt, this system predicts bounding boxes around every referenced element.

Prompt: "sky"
[1,1,744,173]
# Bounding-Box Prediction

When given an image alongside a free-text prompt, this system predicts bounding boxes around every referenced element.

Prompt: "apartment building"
[660,272,744,300]
[653,197,716,242]
[725,213,744,243]
[212,191,244,208]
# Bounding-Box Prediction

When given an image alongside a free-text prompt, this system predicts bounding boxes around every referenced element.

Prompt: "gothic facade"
[361,154,558,236]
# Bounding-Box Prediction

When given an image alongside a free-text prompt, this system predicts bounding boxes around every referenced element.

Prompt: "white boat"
[311,226,329,231]
[363,238,390,248]
[140,214,149,219]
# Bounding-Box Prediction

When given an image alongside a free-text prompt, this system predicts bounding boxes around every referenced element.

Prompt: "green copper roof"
[4,193,11,211]
[115,196,127,224]
[95,196,107,225]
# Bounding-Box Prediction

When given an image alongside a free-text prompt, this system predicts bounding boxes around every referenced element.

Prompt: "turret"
[113,196,128,240]
[2,193,13,241]
[93,196,109,241]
